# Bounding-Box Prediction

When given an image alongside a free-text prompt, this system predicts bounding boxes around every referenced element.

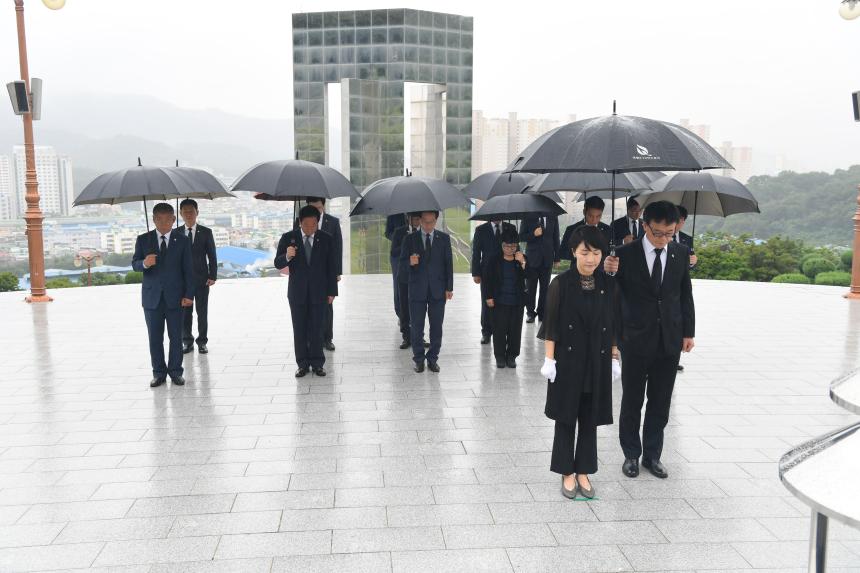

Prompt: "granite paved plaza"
[2,274,860,572]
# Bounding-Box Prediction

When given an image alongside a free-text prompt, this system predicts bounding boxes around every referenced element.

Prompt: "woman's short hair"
[500,228,519,244]
[568,225,608,254]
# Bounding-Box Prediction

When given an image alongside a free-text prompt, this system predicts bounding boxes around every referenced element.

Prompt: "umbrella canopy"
[230,159,359,201]
[73,165,232,206]
[350,176,470,216]
[470,193,566,222]
[529,171,661,200]
[507,114,733,174]
[464,171,546,201]
[636,172,760,217]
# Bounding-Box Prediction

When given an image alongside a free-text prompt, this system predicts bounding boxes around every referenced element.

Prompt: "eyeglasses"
[644,223,675,239]
[501,244,518,250]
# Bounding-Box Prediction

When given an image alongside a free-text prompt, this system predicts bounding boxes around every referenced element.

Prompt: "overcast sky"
[1,0,858,173]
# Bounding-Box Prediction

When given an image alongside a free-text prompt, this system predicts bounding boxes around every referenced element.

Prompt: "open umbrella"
[530,171,660,199]
[635,172,760,246]
[507,103,732,246]
[350,175,469,216]
[464,171,548,201]
[230,159,359,202]
[470,193,566,222]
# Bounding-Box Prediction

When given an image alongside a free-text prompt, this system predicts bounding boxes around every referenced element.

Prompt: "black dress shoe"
[313,367,327,377]
[622,458,640,478]
[427,361,440,373]
[495,358,506,368]
[324,341,336,351]
[676,364,685,372]
[506,357,517,368]
[182,344,194,354]
[149,377,166,388]
[295,367,309,378]
[414,362,425,373]
[525,314,536,323]
[480,335,491,345]
[642,459,668,479]
[171,375,185,386]
[198,344,208,354]
[399,339,411,349]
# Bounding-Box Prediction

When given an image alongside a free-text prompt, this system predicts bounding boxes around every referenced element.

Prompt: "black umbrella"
[230,159,359,202]
[528,171,662,204]
[464,171,547,201]
[636,172,760,246]
[507,104,732,246]
[73,159,233,231]
[469,193,566,222]
[350,175,469,216]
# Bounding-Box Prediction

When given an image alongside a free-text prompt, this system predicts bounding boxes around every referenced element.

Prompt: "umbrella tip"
[295,151,299,160]
[612,100,617,115]
[175,159,179,167]
[137,157,142,167]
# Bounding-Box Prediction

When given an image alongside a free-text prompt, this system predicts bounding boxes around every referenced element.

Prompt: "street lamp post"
[73,250,102,287]
[844,2,860,298]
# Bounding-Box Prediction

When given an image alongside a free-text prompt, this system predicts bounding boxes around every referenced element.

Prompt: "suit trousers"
[325,301,334,343]
[398,282,411,339]
[144,295,184,378]
[410,298,445,364]
[391,256,400,318]
[289,302,326,369]
[480,295,492,336]
[491,303,523,360]
[619,348,681,462]
[550,394,597,475]
[526,265,551,319]
[182,284,209,345]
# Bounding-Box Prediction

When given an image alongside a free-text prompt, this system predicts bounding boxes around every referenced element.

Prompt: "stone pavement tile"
[619,542,750,570]
[653,518,776,543]
[757,517,860,542]
[391,548,512,573]
[271,552,391,573]
[386,503,493,527]
[335,486,435,507]
[0,484,98,506]
[506,545,632,572]
[0,522,64,547]
[0,505,29,525]
[190,475,291,495]
[443,523,556,549]
[19,499,133,523]
[245,459,335,475]
[432,484,533,504]
[151,462,249,480]
[423,453,512,469]
[731,540,860,568]
[232,489,334,512]
[279,506,387,530]
[711,477,793,497]
[0,542,104,572]
[168,510,281,536]
[54,516,174,544]
[332,525,444,552]
[289,471,383,490]
[619,478,726,499]
[687,497,801,519]
[383,468,477,486]
[527,480,632,502]
[337,456,424,472]
[149,558,273,573]
[126,494,236,517]
[214,530,332,559]
[488,501,597,524]
[93,536,219,566]
[550,520,667,546]
[91,479,196,500]
[589,499,700,521]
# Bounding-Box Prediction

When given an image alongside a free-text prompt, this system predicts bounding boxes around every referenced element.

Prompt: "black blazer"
[182,225,218,286]
[274,230,338,304]
[674,231,693,250]
[538,269,616,427]
[611,216,645,243]
[613,239,695,356]
[294,213,343,276]
[399,229,454,302]
[131,229,195,310]
[480,255,527,306]
[519,215,560,269]
[471,221,517,276]
[385,214,406,241]
[559,220,612,260]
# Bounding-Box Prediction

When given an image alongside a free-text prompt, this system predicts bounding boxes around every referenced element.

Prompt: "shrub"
[124,271,143,284]
[45,277,78,289]
[0,272,19,292]
[771,273,810,284]
[814,271,852,286]
[801,257,836,279]
[841,250,853,272]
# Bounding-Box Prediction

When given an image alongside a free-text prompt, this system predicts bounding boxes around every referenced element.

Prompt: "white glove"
[541,357,557,383]
[612,358,622,383]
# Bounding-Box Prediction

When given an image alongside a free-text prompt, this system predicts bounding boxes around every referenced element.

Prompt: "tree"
[0,272,19,292]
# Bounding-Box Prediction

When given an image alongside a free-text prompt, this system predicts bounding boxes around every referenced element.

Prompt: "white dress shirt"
[144,228,173,269]
[628,217,641,237]
[642,234,667,281]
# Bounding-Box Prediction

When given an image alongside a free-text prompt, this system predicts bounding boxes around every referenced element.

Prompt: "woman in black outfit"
[481,229,527,368]
[538,226,618,499]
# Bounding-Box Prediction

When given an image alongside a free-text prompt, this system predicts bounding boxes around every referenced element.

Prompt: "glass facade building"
[292,9,474,273]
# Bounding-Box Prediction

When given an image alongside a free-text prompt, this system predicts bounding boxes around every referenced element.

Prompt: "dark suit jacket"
[675,231,693,250]
[391,225,419,283]
[519,215,560,269]
[132,229,195,310]
[613,239,695,356]
[385,214,406,241]
[471,221,517,276]
[480,255,527,306]
[399,229,454,302]
[182,225,217,286]
[294,213,343,276]
[559,220,612,260]
[611,216,645,243]
[274,230,338,304]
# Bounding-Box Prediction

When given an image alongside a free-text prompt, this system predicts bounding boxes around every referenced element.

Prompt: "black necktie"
[304,235,312,264]
[494,224,500,241]
[631,220,637,237]
[187,227,193,244]
[652,248,663,291]
[425,233,432,260]
[159,235,167,258]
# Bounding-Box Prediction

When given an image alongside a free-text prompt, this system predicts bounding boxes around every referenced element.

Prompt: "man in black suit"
[471,219,516,344]
[604,201,696,480]
[276,205,339,378]
[131,202,195,388]
[610,197,645,245]
[294,197,343,352]
[673,205,697,373]
[179,199,217,355]
[390,213,422,349]
[559,196,612,261]
[519,213,560,323]
[399,211,453,373]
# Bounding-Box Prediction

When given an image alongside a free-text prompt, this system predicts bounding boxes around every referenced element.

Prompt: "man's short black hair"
[627,197,640,209]
[179,198,198,212]
[677,205,688,219]
[643,200,680,225]
[408,211,422,219]
[500,228,519,244]
[568,225,608,255]
[583,196,605,211]
[306,196,326,205]
[422,210,439,219]
[298,204,321,222]
[152,202,174,216]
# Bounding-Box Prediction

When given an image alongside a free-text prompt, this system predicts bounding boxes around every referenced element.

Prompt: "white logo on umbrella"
[635,145,651,157]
